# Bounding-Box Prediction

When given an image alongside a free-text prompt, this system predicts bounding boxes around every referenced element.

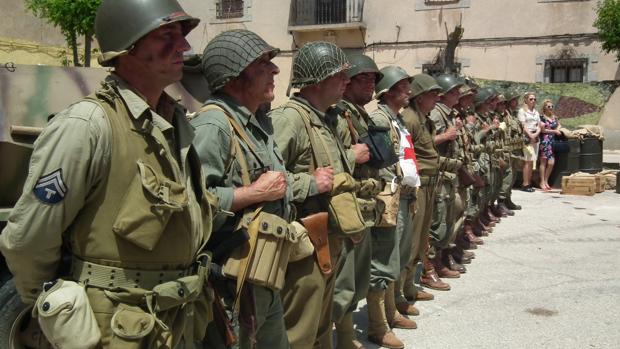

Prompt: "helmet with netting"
[375,66,412,99]
[291,41,350,89]
[201,29,279,92]
[410,73,442,98]
[95,0,200,67]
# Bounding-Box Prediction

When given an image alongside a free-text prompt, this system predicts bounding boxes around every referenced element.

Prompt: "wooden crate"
[561,176,597,196]
[594,174,606,193]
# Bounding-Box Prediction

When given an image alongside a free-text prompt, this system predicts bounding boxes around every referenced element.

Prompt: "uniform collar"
[211,93,255,128]
[291,95,330,126]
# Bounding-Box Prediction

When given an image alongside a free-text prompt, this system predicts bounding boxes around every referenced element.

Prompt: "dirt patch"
[555,96,600,119]
[526,307,559,317]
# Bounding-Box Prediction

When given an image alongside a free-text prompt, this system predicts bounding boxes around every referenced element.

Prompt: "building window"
[291,0,363,26]
[216,0,244,19]
[546,58,587,83]
[424,0,459,4]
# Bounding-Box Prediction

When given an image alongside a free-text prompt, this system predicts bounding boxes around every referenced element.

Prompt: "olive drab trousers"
[332,232,372,322]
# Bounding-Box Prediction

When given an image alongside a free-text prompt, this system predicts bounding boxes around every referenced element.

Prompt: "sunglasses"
[528,97,537,101]
[546,105,554,109]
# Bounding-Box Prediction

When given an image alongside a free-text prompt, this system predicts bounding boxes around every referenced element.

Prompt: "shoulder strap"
[198,104,255,186]
[285,101,333,173]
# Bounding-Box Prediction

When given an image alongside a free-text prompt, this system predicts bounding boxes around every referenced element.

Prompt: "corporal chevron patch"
[33,169,68,204]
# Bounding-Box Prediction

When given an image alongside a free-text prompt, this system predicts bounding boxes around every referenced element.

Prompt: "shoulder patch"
[33,169,68,204]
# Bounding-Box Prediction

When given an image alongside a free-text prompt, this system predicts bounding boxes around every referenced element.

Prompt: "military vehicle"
[0,58,209,347]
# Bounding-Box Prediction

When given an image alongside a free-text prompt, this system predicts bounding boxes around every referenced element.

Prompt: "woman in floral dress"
[538,99,562,190]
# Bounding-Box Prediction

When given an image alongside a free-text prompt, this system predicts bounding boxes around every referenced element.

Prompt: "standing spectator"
[538,99,562,191]
[517,92,541,192]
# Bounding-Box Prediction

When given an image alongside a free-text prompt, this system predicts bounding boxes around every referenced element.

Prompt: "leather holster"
[301,212,332,276]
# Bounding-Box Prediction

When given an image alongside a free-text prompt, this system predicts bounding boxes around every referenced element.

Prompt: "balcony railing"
[216,0,244,19]
[291,0,364,26]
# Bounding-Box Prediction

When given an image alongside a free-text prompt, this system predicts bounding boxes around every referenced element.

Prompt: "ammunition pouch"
[327,172,367,237]
[375,179,401,228]
[356,177,384,228]
[33,280,101,348]
[359,125,399,169]
[222,211,296,290]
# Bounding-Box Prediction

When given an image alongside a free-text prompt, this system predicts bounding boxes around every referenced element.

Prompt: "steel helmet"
[201,29,280,92]
[345,54,382,81]
[95,0,200,67]
[291,41,350,89]
[375,66,412,99]
[474,87,493,106]
[410,73,442,98]
[435,74,463,94]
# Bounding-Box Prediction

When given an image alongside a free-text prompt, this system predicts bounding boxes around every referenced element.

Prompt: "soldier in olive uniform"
[493,94,516,216]
[454,83,486,249]
[367,66,421,349]
[401,74,450,292]
[269,42,369,349]
[0,1,216,347]
[332,54,383,349]
[472,89,502,231]
[497,91,523,211]
[191,30,292,349]
[428,75,467,278]
[484,89,510,219]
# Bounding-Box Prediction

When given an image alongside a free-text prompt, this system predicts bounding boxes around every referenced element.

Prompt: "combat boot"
[412,289,434,301]
[467,224,485,245]
[421,258,451,291]
[385,283,417,329]
[449,245,472,264]
[444,251,467,273]
[474,219,490,236]
[336,312,366,349]
[432,250,460,278]
[485,207,501,222]
[366,290,405,349]
[456,229,478,250]
[505,197,522,210]
[479,213,496,228]
[491,204,507,218]
[497,200,515,216]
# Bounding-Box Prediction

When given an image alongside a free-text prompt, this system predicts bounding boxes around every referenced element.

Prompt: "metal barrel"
[550,139,581,188]
[579,138,603,174]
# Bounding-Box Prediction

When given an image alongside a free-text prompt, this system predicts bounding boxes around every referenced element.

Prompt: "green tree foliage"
[594,0,620,61]
[24,0,101,66]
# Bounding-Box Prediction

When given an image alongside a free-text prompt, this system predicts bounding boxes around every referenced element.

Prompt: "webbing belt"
[72,258,194,290]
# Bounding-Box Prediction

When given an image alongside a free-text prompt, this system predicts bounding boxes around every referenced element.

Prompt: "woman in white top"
[517,92,541,192]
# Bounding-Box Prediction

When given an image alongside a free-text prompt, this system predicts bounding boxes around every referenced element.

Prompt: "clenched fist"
[314,166,334,193]
[250,170,287,201]
[352,143,370,164]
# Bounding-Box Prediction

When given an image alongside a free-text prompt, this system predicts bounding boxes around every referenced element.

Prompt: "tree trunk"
[84,31,92,67]
[70,31,80,67]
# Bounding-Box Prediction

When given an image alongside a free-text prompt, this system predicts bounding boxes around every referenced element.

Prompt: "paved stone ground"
[350,189,620,349]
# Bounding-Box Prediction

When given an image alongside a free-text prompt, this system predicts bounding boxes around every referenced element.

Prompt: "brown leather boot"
[456,230,477,250]
[414,289,434,301]
[396,302,420,316]
[491,204,507,218]
[497,201,515,216]
[486,207,501,222]
[432,250,460,278]
[367,290,405,349]
[450,246,472,264]
[465,226,484,245]
[444,252,467,273]
[421,259,451,290]
[385,283,417,329]
[479,212,496,227]
[474,219,490,236]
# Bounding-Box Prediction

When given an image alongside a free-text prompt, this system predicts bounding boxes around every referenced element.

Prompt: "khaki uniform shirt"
[191,93,293,229]
[0,75,207,303]
[269,95,354,213]
[401,103,440,176]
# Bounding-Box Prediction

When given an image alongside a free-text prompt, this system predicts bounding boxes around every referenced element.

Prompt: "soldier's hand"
[482,123,491,131]
[352,143,370,164]
[314,166,334,193]
[445,127,458,140]
[251,171,287,201]
[455,117,464,130]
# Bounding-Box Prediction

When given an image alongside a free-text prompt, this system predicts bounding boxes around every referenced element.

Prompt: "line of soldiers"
[0,1,527,348]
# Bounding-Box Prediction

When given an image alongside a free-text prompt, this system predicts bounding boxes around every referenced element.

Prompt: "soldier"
[332,54,383,349]
[473,88,502,231]
[400,74,448,293]
[191,29,293,349]
[428,74,467,278]
[493,93,516,216]
[367,65,421,349]
[454,82,486,250]
[498,90,523,211]
[0,0,216,347]
[269,41,369,349]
